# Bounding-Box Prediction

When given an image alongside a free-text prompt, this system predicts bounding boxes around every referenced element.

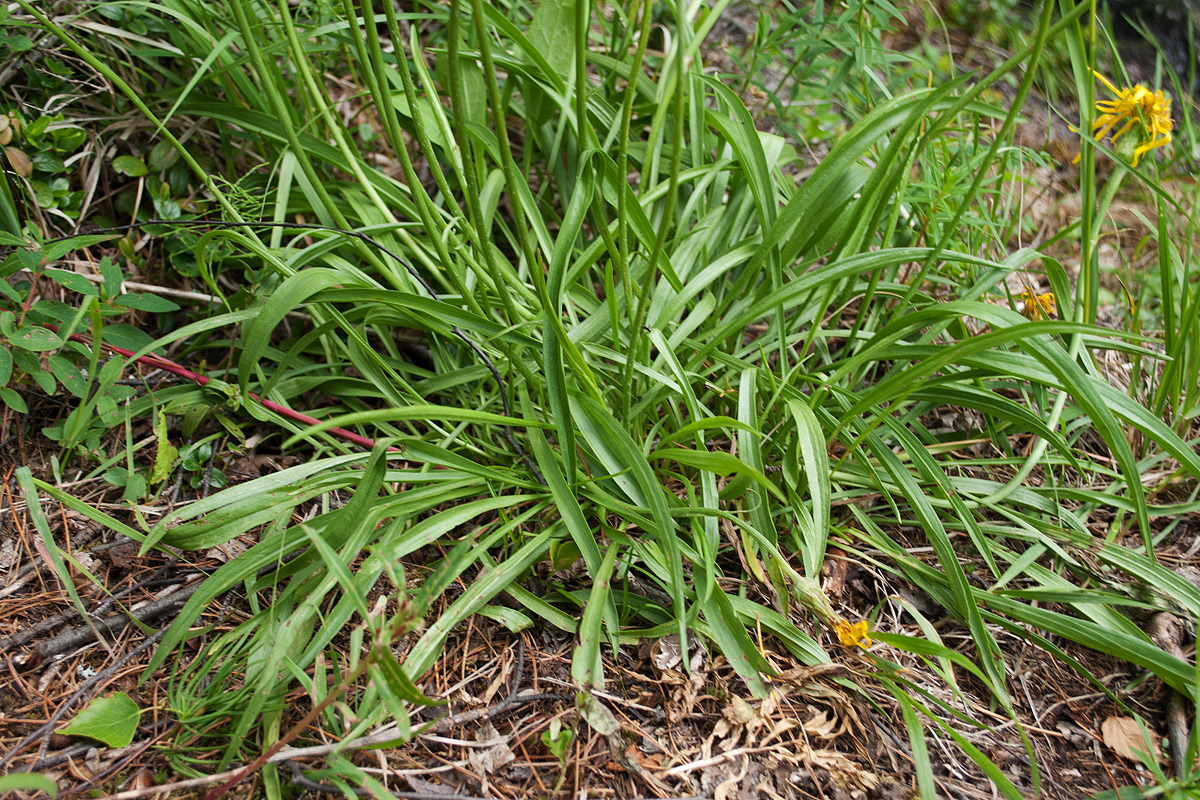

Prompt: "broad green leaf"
[892,689,935,800]
[405,527,556,677]
[44,267,98,295]
[570,392,688,649]
[371,652,443,708]
[526,0,575,82]
[698,588,771,696]
[0,773,58,796]
[113,292,181,312]
[703,78,777,233]
[982,595,1194,694]
[17,468,93,640]
[101,323,156,354]
[572,543,619,689]
[42,235,121,262]
[8,325,61,351]
[286,405,551,448]
[785,399,831,578]
[1,386,27,413]
[151,409,179,484]
[650,446,783,501]
[48,355,87,398]
[658,416,759,445]
[476,605,534,632]
[59,692,140,748]
[111,154,148,177]
[863,425,1010,707]
[238,268,351,398]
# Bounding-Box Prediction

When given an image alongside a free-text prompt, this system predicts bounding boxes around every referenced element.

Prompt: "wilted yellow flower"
[1088,70,1173,166]
[1017,287,1057,320]
[833,618,872,650]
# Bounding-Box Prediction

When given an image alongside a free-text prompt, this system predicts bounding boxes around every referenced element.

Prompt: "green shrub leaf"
[59,692,140,748]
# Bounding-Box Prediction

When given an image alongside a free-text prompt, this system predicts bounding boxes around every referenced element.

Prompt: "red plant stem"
[42,324,396,452]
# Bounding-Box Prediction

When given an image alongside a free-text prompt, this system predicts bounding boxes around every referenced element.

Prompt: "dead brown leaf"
[802,709,839,739]
[467,722,514,775]
[5,146,31,177]
[1101,716,1161,763]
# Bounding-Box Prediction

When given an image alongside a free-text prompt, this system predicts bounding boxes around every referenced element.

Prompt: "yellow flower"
[833,618,872,650]
[1088,70,1173,166]
[1017,287,1057,320]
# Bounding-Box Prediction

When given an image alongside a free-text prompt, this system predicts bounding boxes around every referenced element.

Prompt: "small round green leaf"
[148,140,178,172]
[112,155,148,178]
[0,386,26,413]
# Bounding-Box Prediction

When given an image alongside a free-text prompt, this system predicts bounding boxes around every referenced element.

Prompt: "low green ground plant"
[3,0,1199,797]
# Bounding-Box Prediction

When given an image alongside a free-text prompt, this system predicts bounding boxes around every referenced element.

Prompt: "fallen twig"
[23,577,201,664]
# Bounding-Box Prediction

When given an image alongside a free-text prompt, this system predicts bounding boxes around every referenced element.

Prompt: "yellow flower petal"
[834,618,873,650]
[1084,71,1173,166]
[1017,287,1057,320]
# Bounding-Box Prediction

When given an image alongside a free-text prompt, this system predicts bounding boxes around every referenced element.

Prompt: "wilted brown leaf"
[803,709,839,739]
[467,722,514,775]
[1102,716,1161,763]
[5,146,32,177]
